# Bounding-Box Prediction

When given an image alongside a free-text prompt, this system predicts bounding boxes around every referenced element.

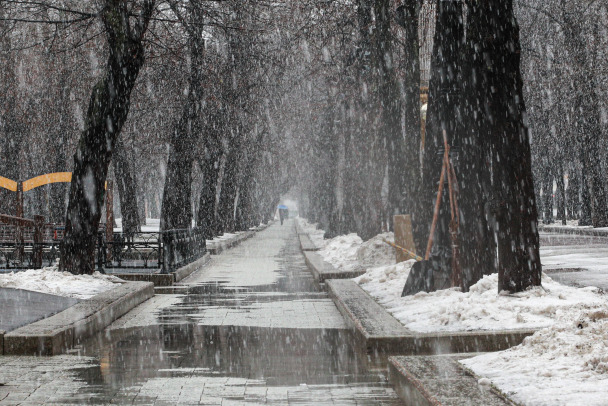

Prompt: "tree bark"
[374,0,404,228]
[59,0,154,275]
[470,0,542,293]
[419,0,464,278]
[458,0,497,289]
[563,19,608,227]
[396,0,422,248]
[113,135,141,233]
[160,4,204,232]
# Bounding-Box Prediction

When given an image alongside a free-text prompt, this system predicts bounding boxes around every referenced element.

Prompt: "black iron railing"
[95,227,206,273]
[1,223,206,274]
[0,241,59,269]
[161,227,207,273]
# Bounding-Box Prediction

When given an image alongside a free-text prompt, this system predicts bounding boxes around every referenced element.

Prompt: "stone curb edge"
[539,225,608,237]
[303,251,365,283]
[208,228,262,255]
[326,279,537,355]
[388,355,517,406]
[174,253,211,282]
[3,281,154,356]
[388,356,441,406]
[294,221,320,251]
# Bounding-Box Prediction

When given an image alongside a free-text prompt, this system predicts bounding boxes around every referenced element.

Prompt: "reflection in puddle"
[66,224,402,404]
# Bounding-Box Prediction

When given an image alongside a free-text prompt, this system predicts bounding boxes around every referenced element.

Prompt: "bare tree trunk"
[564,19,608,227]
[470,0,542,292]
[555,164,566,225]
[60,1,154,275]
[160,4,204,232]
[374,0,404,228]
[419,0,464,278]
[113,135,141,233]
[459,0,497,289]
[396,0,422,248]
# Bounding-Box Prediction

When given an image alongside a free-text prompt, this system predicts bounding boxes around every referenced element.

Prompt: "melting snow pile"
[0,265,123,299]
[355,267,607,333]
[318,231,395,272]
[461,309,608,406]
[319,233,363,271]
[355,232,395,269]
[296,217,326,248]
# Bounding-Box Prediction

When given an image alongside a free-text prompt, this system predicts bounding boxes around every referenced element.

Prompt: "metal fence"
[1,221,206,274]
[96,227,206,274]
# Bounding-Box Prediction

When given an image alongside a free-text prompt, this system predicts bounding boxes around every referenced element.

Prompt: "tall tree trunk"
[160,5,204,232]
[542,173,553,224]
[60,0,155,275]
[564,19,608,227]
[579,167,592,225]
[374,0,404,228]
[471,0,541,292]
[396,0,423,249]
[555,165,566,225]
[419,0,464,278]
[567,164,579,220]
[459,0,497,288]
[113,135,141,233]
[197,145,221,239]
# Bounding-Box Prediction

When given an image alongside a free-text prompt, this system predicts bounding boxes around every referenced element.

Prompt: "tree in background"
[60,0,155,274]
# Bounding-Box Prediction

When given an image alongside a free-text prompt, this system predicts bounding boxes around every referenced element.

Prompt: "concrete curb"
[174,253,211,282]
[295,221,321,251]
[3,281,153,355]
[208,230,256,255]
[326,279,536,355]
[388,355,514,406]
[111,253,211,286]
[303,251,365,283]
[539,225,608,237]
[113,273,173,286]
[299,233,320,251]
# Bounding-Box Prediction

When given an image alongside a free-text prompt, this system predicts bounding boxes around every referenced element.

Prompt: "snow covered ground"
[0,265,123,299]
[356,266,607,333]
[298,218,608,404]
[461,310,608,406]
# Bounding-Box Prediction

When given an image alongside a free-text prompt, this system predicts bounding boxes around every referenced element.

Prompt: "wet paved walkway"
[0,220,402,405]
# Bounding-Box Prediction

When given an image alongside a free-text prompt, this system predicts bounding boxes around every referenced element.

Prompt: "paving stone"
[0,221,402,405]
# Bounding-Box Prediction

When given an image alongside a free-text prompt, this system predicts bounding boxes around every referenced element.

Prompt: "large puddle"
[58,222,403,404]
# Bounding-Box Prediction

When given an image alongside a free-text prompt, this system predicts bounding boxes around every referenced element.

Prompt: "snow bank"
[355,267,607,333]
[356,232,395,269]
[0,265,123,299]
[318,233,363,272]
[316,230,396,273]
[461,308,608,406]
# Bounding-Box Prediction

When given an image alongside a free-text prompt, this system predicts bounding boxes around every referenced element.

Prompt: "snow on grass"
[461,308,608,406]
[0,265,123,299]
[355,265,607,333]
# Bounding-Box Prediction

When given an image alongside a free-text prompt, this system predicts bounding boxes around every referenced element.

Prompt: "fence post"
[161,231,173,274]
[33,215,44,268]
